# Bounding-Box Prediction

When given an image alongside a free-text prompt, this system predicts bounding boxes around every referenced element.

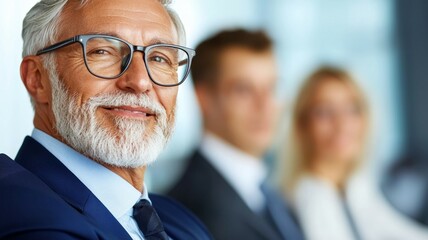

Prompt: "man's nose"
[115,52,153,94]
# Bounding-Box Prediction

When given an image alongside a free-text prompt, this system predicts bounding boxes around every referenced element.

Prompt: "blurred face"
[203,47,278,157]
[304,79,365,163]
[44,0,179,167]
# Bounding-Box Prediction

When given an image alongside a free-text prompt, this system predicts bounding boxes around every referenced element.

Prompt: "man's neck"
[34,112,62,142]
[103,164,146,192]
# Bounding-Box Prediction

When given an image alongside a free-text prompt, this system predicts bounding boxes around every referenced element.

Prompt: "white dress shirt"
[200,132,268,212]
[31,128,148,240]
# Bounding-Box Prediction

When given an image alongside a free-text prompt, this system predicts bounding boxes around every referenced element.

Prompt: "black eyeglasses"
[36,34,196,87]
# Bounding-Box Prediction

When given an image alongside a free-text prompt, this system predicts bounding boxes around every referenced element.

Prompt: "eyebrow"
[82,31,176,45]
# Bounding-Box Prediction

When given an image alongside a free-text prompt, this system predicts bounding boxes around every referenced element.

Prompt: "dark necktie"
[261,182,305,240]
[132,199,169,240]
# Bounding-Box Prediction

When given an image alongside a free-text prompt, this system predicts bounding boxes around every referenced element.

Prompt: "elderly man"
[168,29,305,240]
[0,0,211,239]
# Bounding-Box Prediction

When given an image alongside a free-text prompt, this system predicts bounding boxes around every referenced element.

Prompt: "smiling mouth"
[101,105,156,118]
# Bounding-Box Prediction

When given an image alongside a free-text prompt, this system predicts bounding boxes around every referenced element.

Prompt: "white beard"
[49,73,174,168]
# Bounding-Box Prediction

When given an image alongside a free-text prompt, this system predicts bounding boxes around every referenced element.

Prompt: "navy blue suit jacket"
[0,137,212,240]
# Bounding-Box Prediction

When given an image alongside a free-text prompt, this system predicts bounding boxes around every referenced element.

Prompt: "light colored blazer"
[292,172,428,240]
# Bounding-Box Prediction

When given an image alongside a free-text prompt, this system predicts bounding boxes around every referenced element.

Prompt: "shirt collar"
[31,128,150,219]
[200,132,268,212]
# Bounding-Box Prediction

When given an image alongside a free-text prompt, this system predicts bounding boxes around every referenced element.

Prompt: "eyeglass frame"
[36,34,196,87]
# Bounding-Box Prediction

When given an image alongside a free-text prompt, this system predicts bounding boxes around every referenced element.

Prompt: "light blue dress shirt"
[200,132,267,212]
[31,128,149,240]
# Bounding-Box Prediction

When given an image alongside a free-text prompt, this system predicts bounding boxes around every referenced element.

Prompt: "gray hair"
[22,0,186,57]
[22,0,186,108]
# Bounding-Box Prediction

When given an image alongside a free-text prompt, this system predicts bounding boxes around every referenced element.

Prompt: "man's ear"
[20,56,50,105]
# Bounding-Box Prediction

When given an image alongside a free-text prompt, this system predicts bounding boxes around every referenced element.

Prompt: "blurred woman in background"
[281,67,428,240]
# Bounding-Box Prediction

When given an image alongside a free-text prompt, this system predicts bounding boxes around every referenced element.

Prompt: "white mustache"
[85,92,166,116]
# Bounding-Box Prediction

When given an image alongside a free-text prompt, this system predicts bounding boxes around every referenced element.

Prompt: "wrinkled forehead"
[57,0,178,45]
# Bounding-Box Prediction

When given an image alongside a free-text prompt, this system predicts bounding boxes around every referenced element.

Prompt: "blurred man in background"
[168,29,304,240]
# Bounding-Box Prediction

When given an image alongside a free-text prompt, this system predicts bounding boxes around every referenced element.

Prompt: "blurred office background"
[1,0,427,226]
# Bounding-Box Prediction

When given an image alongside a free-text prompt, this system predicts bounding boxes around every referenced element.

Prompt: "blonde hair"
[280,66,369,193]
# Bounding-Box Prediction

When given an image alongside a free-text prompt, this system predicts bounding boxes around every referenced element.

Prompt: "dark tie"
[132,199,169,240]
[261,183,305,240]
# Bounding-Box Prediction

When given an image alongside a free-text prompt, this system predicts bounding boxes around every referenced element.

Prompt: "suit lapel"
[198,153,283,240]
[15,137,132,240]
[239,204,283,240]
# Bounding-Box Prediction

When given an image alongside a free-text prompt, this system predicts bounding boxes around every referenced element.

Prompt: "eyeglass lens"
[84,37,190,85]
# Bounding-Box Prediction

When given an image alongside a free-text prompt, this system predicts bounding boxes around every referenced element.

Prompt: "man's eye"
[150,56,168,63]
[93,49,109,55]
[88,48,113,56]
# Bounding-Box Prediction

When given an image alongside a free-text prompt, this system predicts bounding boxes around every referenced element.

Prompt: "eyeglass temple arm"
[36,36,79,55]
[178,59,189,66]
[178,49,195,66]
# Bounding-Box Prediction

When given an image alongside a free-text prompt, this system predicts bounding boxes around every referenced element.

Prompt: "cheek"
[264,101,279,124]
[212,99,244,134]
[156,87,177,115]
[57,58,113,105]
[352,118,364,132]
[68,81,114,109]
[224,100,249,123]
[348,119,366,142]
[57,53,87,81]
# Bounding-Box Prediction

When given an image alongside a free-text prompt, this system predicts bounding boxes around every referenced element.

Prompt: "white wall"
[0,1,38,158]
